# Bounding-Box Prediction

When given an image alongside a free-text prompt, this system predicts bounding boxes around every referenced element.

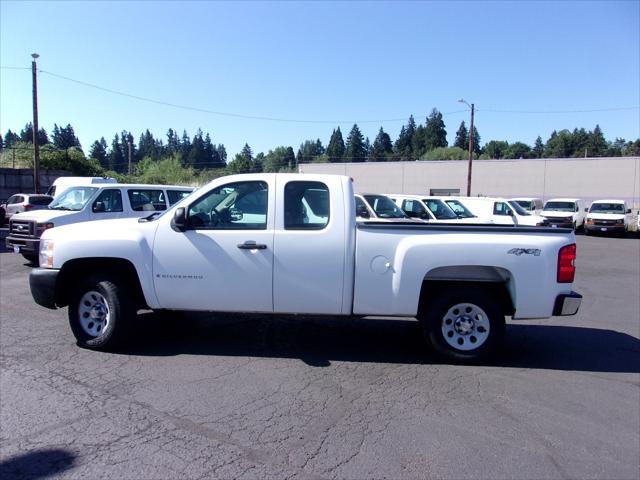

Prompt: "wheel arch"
[55,257,148,310]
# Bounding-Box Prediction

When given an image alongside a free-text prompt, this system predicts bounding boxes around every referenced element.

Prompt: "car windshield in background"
[363,195,406,218]
[589,203,625,214]
[513,200,532,210]
[445,200,476,218]
[508,201,530,216]
[544,201,576,212]
[49,187,98,211]
[423,199,457,220]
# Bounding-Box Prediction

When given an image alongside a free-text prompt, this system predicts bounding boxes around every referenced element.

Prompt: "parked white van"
[46,176,117,198]
[541,198,585,230]
[584,199,631,235]
[7,183,195,261]
[454,197,548,226]
[510,197,544,216]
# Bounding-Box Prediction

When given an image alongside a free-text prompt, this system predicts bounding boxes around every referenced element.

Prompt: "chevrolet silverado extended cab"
[29,174,582,362]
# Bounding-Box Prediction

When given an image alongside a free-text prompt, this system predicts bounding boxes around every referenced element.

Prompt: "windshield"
[444,200,476,218]
[363,195,407,218]
[508,201,530,216]
[544,201,576,212]
[423,199,457,220]
[589,203,625,214]
[48,187,98,211]
[513,200,532,210]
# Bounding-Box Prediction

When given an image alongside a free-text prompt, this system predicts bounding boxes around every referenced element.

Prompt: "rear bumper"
[6,235,39,254]
[553,292,582,316]
[29,268,59,309]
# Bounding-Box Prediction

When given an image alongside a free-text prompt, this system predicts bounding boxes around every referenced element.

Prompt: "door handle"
[237,241,267,250]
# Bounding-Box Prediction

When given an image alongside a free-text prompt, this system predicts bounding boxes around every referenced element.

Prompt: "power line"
[35,68,467,124]
[479,106,639,114]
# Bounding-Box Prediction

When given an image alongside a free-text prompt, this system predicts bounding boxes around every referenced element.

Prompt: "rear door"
[273,177,347,314]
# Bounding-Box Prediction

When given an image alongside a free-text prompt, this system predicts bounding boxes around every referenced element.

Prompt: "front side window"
[493,202,511,216]
[424,199,457,220]
[93,189,123,213]
[284,181,329,229]
[445,200,475,218]
[49,187,98,211]
[188,181,268,230]
[167,190,193,206]
[364,195,406,219]
[402,199,429,218]
[128,190,167,211]
[513,200,532,211]
[508,201,529,216]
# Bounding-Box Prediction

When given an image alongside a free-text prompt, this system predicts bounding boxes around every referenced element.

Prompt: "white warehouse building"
[298,156,640,210]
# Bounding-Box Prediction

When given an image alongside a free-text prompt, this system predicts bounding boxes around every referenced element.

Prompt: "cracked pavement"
[1,231,639,479]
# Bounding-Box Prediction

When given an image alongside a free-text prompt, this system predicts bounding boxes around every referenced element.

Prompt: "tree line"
[2,110,639,184]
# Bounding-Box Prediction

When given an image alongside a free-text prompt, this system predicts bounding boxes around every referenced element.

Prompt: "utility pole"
[127,137,133,175]
[31,53,40,193]
[458,99,475,196]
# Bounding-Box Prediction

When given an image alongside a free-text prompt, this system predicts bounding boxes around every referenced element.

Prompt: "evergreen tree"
[533,136,544,158]
[344,124,366,162]
[297,139,325,164]
[424,109,448,151]
[587,125,607,157]
[454,121,469,150]
[18,123,49,145]
[216,144,227,165]
[138,129,158,161]
[364,137,371,161]
[470,125,481,154]
[326,127,345,163]
[4,130,20,148]
[227,143,254,173]
[187,129,207,168]
[544,130,574,158]
[411,125,427,158]
[371,127,393,162]
[52,123,82,151]
[394,116,416,160]
[109,133,124,172]
[285,146,296,169]
[89,137,109,168]
[166,128,180,154]
[181,130,191,160]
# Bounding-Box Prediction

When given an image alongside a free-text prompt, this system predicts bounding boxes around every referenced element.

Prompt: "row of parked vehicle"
[355,193,638,235]
[3,177,194,262]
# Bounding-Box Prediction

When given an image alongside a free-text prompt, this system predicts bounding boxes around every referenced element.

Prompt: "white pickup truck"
[29,174,582,362]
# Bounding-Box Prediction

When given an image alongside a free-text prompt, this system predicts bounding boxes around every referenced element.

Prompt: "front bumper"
[553,292,582,316]
[544,219,575,229]
[6,235,40,254]
[585,224,625,234]
[29,268,60,309]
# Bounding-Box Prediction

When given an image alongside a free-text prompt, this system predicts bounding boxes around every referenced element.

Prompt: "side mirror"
[93,201,105,213]
[584,208,588,212]
[172,207,187,230]
[626,208,631,214]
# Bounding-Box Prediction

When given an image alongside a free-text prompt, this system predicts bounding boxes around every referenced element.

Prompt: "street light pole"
[458,99,475,196]
[31,53,41,193]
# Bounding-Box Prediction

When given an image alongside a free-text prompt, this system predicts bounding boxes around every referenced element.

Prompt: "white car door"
[152,178,275,312]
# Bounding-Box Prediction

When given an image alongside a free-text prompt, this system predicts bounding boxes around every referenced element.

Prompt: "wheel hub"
[454,315,475,335]
[78,291,110,337]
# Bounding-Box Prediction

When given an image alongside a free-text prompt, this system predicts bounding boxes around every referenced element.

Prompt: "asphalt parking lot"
[0,228,638,480]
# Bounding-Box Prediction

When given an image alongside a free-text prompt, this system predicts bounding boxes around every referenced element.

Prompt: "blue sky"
[1,1,639,158]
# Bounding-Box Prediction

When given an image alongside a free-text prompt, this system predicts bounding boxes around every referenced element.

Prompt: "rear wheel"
[68,276,134,350]
[420,286,505,363]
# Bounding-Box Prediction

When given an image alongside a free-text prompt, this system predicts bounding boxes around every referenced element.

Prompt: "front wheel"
[68,276,134,350]
[419,287,505,363]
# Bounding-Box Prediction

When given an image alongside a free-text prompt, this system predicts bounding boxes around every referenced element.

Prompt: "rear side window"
[167,190,192,206]
[284,181,329,230]
[29,196,53,206]
[93,189,123,212]
[128,190,166,211]
[7,196,19,204]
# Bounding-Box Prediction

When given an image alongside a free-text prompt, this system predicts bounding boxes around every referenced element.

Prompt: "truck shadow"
[124,312,640,374]
[0,449,76,480]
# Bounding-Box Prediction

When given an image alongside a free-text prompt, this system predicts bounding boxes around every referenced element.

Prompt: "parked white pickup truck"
[29,174,582,362]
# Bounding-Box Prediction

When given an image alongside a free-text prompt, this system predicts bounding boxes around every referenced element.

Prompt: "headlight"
[39,239,54,268]
[586,217,593,224]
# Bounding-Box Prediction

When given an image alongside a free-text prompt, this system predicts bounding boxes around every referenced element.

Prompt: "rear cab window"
[284,181,330,229]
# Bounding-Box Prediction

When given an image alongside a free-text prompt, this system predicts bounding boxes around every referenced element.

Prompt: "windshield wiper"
[49,206,72,211]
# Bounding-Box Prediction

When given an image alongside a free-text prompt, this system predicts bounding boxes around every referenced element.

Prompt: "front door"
[152,178,275,312]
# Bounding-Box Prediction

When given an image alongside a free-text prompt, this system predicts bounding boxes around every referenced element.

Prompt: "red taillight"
[557,243,576,283]
[24,204,34,210]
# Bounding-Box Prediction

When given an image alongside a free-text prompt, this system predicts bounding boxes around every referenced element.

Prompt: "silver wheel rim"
[441,302,490,351]
[78,290,110,337]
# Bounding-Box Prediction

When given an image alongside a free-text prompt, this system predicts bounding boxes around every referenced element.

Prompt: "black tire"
[0,208,5,226]
[68,275,134,351]
[419,286,505,363]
